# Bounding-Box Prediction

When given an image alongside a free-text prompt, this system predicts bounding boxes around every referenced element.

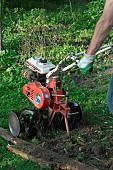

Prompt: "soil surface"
[17,115,113,170]
[36,124,113,170]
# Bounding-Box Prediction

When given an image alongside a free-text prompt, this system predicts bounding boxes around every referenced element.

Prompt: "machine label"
[36,94,41,104]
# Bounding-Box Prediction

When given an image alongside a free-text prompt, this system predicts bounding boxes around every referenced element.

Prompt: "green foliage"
[2,0,112,62]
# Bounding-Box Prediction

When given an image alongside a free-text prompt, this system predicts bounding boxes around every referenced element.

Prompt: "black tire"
[68,102,82,129]
[52,113,66,130]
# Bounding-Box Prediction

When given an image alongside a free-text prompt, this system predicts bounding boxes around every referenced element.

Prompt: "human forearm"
[78,0,113,72]
[87,17,112,55]
[87,0,113,55]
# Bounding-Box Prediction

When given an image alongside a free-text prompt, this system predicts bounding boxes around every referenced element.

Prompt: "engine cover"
[26,56,55,74]
[23,82,50,108]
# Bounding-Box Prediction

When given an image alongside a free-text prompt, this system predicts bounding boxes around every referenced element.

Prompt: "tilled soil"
[25,120,113,170]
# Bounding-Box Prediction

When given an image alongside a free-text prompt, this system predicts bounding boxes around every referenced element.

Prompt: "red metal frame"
[47,76,71,136]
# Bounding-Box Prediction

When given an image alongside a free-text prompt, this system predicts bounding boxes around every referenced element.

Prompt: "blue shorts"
[106,73,113,115]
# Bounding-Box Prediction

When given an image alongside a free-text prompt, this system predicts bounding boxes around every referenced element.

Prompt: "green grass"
[0,138,48,170]
[1,0,113,169]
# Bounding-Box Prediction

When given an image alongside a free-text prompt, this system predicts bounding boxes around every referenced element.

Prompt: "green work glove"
[77,53,95,72]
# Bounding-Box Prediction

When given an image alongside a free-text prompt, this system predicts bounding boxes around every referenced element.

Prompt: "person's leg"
[106,73,113,115]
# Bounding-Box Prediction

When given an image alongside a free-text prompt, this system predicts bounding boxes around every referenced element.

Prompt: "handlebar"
[46,52,79,78]
[46,44,113,78]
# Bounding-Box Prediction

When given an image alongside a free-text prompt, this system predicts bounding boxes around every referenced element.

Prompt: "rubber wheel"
[68,102,82,129]
[52,113,66,130]
[8,111,20,137]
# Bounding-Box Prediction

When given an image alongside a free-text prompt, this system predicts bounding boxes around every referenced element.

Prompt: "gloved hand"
[77,53,95,72]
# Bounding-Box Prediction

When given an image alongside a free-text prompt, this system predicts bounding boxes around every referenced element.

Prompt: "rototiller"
[8,44,112,137]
